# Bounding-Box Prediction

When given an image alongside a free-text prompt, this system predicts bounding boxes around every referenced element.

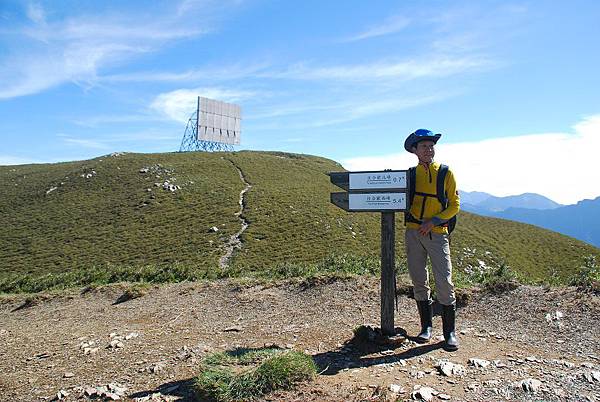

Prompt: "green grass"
[1,150,599,291]
[570,255,600,291]
[195,347,317,401]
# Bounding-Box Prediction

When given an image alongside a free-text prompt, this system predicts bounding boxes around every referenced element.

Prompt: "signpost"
[329,170,409,336]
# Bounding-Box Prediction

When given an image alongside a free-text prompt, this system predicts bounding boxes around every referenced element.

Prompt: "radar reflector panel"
[197,97,241,145]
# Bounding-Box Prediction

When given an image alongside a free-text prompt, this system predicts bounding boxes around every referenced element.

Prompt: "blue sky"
[1,1,600,204]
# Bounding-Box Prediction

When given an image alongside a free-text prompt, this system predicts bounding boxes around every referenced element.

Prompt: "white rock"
[150,363,166,373]
[438,394,451,400]
[107,383,127,395]
[46,186,58,195]
[469,358,491,368]
[389,384,404,393]
[411,386,435,401]
[84,387,97,396]
[63,372,75,378]
[582,370,600,383]
[518,378,542,393]
[109,340,124,349]
[56,390,69,399]
[139,168,149,173]
[209,226,219,233]
[437,361,466,376]
[125,332,139,340]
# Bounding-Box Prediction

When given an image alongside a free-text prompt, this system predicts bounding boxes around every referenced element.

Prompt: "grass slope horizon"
[1,150,598,289]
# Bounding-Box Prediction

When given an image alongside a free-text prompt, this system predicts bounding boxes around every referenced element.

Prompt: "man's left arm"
[431,169,460,224]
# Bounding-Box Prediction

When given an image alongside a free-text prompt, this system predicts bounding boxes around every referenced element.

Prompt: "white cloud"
[0,155,38,166]
[264,55,493,82]
[342,15,410,42]
[60,137,110,150]
[0,5,210,99]
[26,3,46,24]
[150,87,255,122]
[342,115,600,205]
[100,62,269,83]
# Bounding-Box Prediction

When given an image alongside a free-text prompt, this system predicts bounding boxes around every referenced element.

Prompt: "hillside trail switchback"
[218,158,252,269]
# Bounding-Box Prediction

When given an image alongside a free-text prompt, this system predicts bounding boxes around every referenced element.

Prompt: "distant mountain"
[479,193,562,211]
[460,191,492,206]
[458,191,600,247]
[494,197,600,248]
[460,191,562,212]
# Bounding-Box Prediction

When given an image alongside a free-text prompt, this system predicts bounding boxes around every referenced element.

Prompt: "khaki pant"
[405,229,456,305]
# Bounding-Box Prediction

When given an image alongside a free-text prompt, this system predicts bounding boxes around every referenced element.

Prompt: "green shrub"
[195,348,316,402]
[570,255,600,289]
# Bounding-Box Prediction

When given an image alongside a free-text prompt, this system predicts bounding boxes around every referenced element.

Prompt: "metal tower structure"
[179,96,241,153]
[179,112,234,152]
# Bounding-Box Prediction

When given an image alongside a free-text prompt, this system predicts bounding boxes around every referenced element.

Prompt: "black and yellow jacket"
[406,162,460,234]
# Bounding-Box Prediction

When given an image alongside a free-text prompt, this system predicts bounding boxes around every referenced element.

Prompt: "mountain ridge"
[460,190,600,248]
[1,151,598,285]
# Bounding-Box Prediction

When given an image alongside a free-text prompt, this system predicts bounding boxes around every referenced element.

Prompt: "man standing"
[403,129,460,351]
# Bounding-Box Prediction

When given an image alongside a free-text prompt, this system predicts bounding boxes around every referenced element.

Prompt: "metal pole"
[380,211,395,335]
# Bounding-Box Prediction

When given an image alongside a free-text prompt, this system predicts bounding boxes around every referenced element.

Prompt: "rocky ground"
[0,277,599,402]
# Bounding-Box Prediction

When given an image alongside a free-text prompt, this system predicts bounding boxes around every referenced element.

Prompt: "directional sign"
[329,170,407,192]
[330,192,407,212]
[328,168,411,336]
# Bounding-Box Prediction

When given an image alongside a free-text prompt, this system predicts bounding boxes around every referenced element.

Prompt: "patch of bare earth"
[0,278,599,401]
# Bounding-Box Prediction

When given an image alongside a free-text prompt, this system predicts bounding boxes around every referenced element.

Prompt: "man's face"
[412,140,435,163]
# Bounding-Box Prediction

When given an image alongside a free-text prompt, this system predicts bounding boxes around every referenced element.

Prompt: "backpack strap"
[436,164,457,234]
[436,164,449,208]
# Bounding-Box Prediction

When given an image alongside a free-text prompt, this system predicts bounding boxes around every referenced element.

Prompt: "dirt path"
[219,159,252,269]
[0,278,599,401]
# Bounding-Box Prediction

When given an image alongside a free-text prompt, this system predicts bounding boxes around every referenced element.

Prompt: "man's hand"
[418,220,435,236]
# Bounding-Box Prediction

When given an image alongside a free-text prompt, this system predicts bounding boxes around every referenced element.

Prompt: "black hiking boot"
[415,300,433,343]
[441,304,459,351]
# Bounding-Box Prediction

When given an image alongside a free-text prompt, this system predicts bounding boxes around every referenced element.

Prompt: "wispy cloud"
[70,113,169,128]
[58,134,109,149]
[0,2,214,100]
[150,87,256,122]
[262,55,493,82]
[343,115,600,205]
[342,15,410,42]
[100,62,270,83]
[0,155,39,166]
[26,3,45,24]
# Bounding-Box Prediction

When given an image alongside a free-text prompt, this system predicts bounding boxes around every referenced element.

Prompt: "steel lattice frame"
[179,112,234,152]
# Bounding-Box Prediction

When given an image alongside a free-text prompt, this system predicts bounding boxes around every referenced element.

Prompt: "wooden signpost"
[329,170,409,336]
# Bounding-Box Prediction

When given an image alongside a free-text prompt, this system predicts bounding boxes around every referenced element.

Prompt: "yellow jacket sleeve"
[434,169,460,222]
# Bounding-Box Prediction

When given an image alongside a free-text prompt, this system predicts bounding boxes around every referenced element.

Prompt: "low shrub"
[195,347,317,401]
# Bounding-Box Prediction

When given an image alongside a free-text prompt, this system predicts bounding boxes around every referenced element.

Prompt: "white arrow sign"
[349,171,407,190]
[348,193,407,210]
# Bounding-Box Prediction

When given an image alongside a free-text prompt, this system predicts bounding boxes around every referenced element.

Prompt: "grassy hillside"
[1,151,598,288]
